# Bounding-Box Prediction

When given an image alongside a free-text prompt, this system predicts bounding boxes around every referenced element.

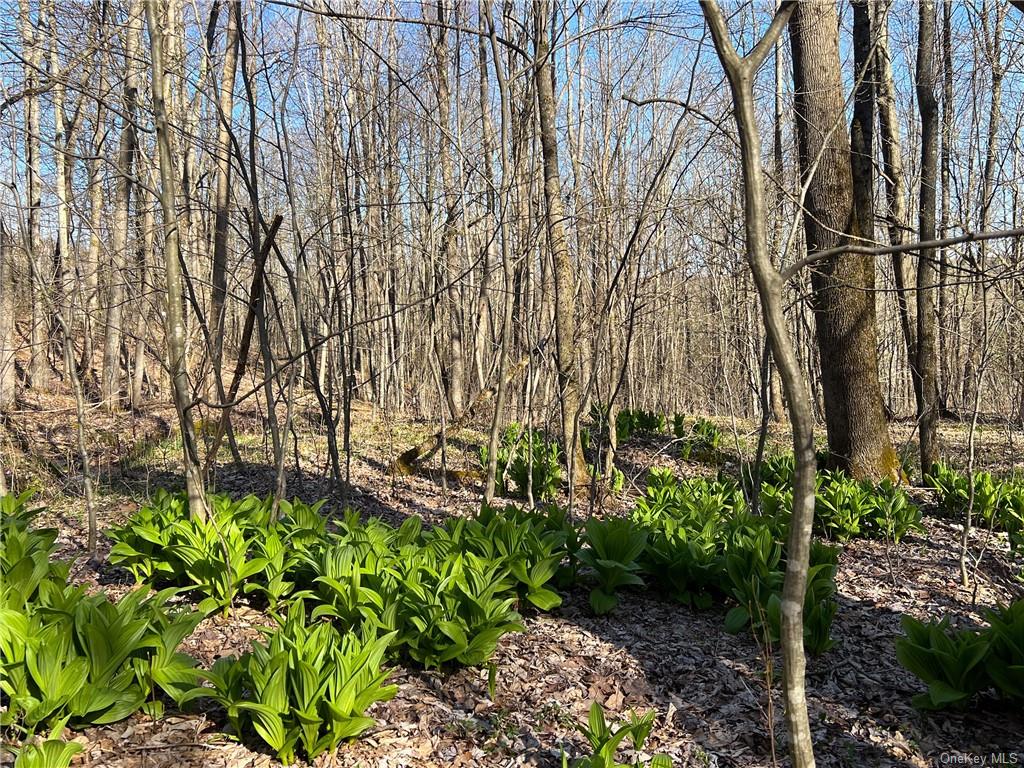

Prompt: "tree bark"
[875,0,918,384]
[915,0,941,470]
[101,2,142,406]
[145,0,208,520]
[789,0,897,480]
[533,0,588,488]
[432,0,466,417]
[0,226,15,412]
[702,4,816,766]
[209,0,240,403]
[18,0,50,389]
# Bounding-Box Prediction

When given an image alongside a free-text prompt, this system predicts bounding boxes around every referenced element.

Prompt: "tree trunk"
[789,0,897,480]
[432,0,466,417]
[102,2,142,406]
[481,2,516,503]
[209,0,240,404]
[533,0,588,488]
[18,0,50,390]
[145,0,208,520]
[702,5,816,766]
[915,0,941,470]
[874,0,919,391]
[0,226,15,412]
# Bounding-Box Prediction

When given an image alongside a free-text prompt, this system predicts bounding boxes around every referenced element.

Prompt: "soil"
[3,393,1023,767]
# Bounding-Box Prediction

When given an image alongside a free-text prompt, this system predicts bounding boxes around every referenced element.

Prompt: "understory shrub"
[11,463,897,763]
[626,469,840,653]
[749,458,923,543]
[479,423,562,500]
[2,724,83,768]
[677,418,722,462]
[107,492,328,615]
[93,492,571,762]
[576,517,647,615]
[0,493,200,739]
[109,492,562,673]
[184,600,396,764]
[896,597,1024,709]
[925,462,1024,552]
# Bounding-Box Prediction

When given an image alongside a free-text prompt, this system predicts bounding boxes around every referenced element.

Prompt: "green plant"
[741,453,792,492]
[984,598,1024,702]
[106,489,188,583]
[108,493,330,602]
[472,505,567,610]
[244,529,300,609]
[1,505,68,611]
[723,527,784,637]
[640,519,722,610]
[6,722,83,768]
[1,490,42,531]
[480,424,563,501]
[589,464,626,494]
[632,473,737,610]
[0,584,200,734]
[865,480,924,542]
[300,538,389,626]
[895,615,990,709]
[613,409,635,443]
[925,462,1005,528]
[722,529,838,655]
[577,518,647,615]
[678,418,721,462]
[186,600,396,764]
[562,702,672,768]
[166,501,269,616]
[757,469,922,544]
[388,550,525,667]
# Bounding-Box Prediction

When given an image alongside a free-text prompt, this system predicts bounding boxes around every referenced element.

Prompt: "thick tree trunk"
[916,0,941,470]
[849,0,874,252]
[789,0,897,480]
[145,0,208,520]
[533,0,588,488]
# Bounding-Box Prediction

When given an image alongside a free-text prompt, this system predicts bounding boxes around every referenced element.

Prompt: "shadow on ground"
[49,452,1024,768]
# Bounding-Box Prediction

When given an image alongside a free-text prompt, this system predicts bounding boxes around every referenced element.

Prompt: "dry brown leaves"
[8,405,1024,766]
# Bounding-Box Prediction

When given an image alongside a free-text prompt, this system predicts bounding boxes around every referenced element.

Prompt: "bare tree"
[700,4,817,766]
[144,0,208,520]
[101,2,143,407]
[916,0,941,470]
[533,0,587,487]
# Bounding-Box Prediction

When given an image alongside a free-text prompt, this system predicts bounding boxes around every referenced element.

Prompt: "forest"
[1,0,1023,766]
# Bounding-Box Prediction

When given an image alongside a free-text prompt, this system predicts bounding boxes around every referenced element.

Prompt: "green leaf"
[526,587,562,611]
[589,589,618,616]
[724,605,750,635]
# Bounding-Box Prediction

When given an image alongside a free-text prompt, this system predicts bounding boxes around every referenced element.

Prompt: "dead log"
[389,353,532,476]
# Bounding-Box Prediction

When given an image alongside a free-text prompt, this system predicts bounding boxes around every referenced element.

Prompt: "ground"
[2,392,1023,767]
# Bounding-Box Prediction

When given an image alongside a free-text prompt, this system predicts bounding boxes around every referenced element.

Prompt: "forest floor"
[2,391,1023,768]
